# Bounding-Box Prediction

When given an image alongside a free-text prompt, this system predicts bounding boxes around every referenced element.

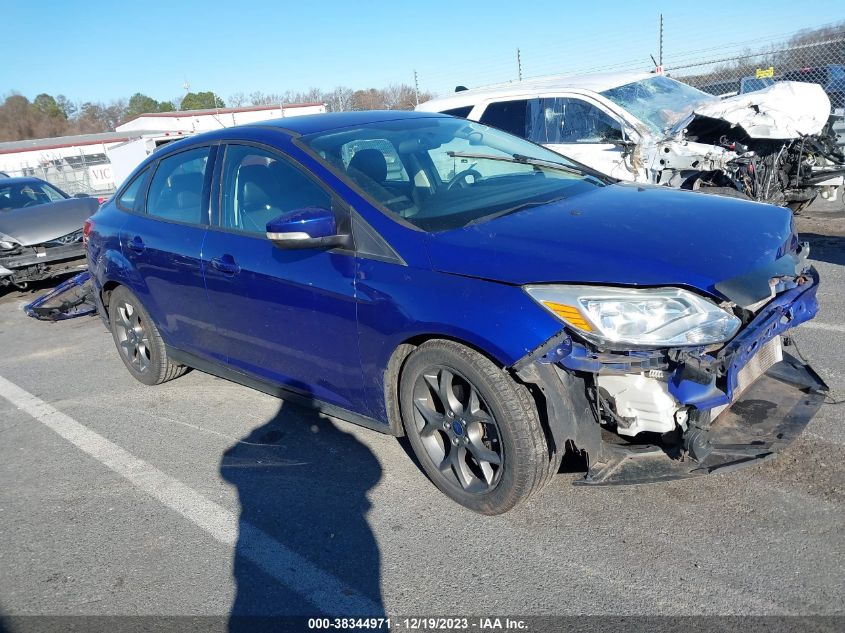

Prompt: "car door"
[202,142,363,410]
[118,145,218,357]
[478,96,642,182]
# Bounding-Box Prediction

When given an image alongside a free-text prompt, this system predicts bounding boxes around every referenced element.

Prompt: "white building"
[116,102,325,134]
[0,102,326,194]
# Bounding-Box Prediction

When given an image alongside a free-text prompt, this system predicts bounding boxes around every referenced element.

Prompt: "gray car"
[0,177,99,290]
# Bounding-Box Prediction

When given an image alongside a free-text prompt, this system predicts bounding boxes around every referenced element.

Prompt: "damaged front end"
[0,229,87,290]
[513,256,828,485]
[655,82,845,209]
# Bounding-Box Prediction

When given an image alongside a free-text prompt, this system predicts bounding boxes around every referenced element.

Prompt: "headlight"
[0,232,19,251]
[524,284,741,347]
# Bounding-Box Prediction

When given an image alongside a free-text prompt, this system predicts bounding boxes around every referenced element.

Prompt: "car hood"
[671,81,831,140]
[424,184,797,304]
[0,197,98,246]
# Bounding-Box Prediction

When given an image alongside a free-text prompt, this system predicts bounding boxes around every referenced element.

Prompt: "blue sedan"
[85,111,826,513]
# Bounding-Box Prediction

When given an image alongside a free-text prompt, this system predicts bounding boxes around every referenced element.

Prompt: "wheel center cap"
[451,419,464,436]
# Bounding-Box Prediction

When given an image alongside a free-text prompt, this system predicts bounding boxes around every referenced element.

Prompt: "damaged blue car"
[85,111,827,514]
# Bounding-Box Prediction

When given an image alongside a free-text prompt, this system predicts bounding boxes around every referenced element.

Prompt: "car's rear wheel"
[108,286,186,386]
[399,340,551,514]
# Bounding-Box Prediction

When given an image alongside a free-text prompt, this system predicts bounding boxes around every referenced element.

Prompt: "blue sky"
[1,0,843,104]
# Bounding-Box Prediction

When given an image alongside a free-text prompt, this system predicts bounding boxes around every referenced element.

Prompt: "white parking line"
[800,321,845,334]
[0,374,380,616]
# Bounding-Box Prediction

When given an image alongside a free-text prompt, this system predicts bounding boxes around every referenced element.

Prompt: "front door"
[202,143,363,410]
[478,96,644,182]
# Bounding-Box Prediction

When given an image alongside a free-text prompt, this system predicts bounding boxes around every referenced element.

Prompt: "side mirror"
[266,207,350,250]
[73,192,90,198]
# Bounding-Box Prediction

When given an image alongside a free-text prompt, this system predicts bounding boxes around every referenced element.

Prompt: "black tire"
[399,340,551,514]
[108,285,186,386]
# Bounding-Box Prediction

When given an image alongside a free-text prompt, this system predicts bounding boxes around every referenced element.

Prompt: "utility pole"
[658,14,664,67]
[517,48,523,81]
[413,69,420,106]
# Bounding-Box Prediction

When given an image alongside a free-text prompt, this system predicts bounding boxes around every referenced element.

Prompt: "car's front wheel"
[399,340,551,514]
[108,285,186,386]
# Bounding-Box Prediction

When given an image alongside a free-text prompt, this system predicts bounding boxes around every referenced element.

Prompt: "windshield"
[300,117,603,232]
[600,76,716,134]
[0,180,68,211]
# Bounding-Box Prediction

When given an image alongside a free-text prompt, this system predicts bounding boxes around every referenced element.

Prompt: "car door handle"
[211,255,241,275]
[127,236,145,253]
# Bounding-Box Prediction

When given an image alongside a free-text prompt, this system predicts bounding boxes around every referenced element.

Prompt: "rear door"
[201,142,363,410]
[119,145,217,357]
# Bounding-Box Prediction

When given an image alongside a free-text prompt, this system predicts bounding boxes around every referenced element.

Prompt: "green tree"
[125,92,160,119]
[157,100,175,112]
[33,94,65,119]
[180,91,225,111]
[55,95,77,119]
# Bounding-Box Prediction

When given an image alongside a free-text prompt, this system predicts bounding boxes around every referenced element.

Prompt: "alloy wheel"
[411,366,503,493]
[114,300,152,373]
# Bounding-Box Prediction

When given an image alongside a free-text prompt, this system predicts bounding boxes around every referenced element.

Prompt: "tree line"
[0,84,433,143]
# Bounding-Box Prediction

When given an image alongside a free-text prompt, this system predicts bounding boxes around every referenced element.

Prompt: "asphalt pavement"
[0,201,842,625]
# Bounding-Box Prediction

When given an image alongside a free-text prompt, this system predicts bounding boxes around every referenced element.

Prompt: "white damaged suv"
[417,72,845,210]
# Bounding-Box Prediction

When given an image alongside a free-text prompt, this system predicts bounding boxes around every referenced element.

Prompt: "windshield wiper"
[447,151,585,177]
[465,195,568,227]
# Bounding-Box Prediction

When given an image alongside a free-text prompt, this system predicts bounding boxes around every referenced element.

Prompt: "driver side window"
[527,97,623,144]
[220,145,332,236]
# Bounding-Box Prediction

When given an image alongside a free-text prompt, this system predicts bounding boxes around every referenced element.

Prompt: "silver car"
[0,177,98,290]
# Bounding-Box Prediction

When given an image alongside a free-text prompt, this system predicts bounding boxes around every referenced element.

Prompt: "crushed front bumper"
[513,267,828,485]
[0,243,87,286]
[578,353,827,485]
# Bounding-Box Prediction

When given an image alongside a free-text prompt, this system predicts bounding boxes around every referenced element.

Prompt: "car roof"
[417,71,657,111]
[0,176,51,186]
[129,110,457,168]
[250,110,450,135]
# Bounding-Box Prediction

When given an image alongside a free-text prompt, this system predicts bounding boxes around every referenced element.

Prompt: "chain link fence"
[2,152,113,197]
[667,36,845,106]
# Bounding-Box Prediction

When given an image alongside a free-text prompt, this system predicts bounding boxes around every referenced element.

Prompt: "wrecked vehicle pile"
[417,73,845,210]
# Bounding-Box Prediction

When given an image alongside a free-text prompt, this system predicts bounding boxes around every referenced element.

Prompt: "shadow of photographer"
[220,392,384,630]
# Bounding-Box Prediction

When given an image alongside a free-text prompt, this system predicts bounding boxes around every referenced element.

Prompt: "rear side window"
[441,106,473,118]
[116,167,150,213]
[220,145,332,236]
[146,147,210,224]
[479,100,529,137]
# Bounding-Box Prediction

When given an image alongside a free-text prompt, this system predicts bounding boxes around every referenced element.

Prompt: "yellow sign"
[756,66,775,79]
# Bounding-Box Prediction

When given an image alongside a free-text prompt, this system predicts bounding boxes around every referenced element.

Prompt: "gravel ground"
[0,199,842,624]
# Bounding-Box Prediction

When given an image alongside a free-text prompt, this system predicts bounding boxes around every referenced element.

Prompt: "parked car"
[739,76,777,94]
[417,72,845,209]
[87,111,826,514]
[779,65,845,109]
[0,177,98,290]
